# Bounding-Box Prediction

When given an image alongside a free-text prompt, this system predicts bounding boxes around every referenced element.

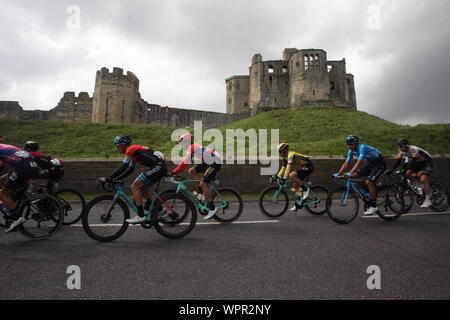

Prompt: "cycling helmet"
[178,134,193,143]
[24,141,39,152]
[345,135,359,145]
[278,142,289,152]
[113,135,132,145]
[397,138,409,147]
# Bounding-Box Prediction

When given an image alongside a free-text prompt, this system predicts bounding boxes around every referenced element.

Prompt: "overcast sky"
[0,0,449,125]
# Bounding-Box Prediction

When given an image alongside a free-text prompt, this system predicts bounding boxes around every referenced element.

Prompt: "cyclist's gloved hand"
[270,174,278,183]
[97,177,112,184]
[279,178,287,185]
[344,173,353,178]
[332,173,340,178]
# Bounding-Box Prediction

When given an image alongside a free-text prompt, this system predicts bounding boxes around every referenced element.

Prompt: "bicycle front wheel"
[259,186,289,218]
[54,188,86,225]
[392,182,414,213]
[326,187,359,224]
[82,195,130,242]
[305,186,328,215]
[376,185,405,221]
[213,188,243,223]
[18,194,64,240]
[152,193,197,239]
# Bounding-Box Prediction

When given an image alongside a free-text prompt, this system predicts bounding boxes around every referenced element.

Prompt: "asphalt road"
[0,201,449,300]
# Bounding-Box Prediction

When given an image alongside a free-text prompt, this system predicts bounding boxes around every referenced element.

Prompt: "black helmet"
[345,135,359,145]
[113,135,132,145]
[397,138,409,147]
[24,141,39,152]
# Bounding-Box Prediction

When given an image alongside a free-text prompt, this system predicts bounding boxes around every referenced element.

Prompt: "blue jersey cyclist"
[333,135,386,216]
[98,135,167,225]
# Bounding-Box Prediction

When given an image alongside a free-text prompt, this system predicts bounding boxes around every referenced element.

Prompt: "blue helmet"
[345,135,359,145]
[113,135,132,145]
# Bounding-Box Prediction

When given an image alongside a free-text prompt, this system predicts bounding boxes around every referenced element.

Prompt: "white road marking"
[362,211,450,218]
[70,220,280,227]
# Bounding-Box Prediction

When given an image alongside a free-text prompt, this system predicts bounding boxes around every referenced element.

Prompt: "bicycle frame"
[273,180,320,206]
[170,179,229,213]
[104,184,171,222]
[334,178,371,206]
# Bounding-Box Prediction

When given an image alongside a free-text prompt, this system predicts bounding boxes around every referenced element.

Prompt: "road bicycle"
[162,175,243,223]
[259,178,328,218]
[391,170,449,213]
[82,179,197,242]
[0,185,64,240]
[326,176,405,224]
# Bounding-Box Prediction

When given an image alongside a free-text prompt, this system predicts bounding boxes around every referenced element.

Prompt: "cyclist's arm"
[282,154,294,180]
[336,161,350,175]
[277,158,287,178]
[109,158,135,180]
[348,160,364,175]
[172,145,194,175]
[390,155,403,171]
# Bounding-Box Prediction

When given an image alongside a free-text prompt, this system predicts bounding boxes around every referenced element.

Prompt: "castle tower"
[226,75,250,114]
[92,67,141,124]
[288,49,332,108]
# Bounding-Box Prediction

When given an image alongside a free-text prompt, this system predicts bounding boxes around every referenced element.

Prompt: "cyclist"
[171,134,222,220]
[386,138,433,208]
[23,141,65,190]
[333,135,386,216]
[274,143,314,211]
[0,143,40,232]
[98,135,167,224]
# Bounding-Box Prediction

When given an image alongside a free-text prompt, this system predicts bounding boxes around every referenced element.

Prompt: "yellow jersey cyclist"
[274,143,314,211]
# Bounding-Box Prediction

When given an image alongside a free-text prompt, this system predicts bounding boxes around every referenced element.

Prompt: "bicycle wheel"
[305,186,328,215]
[392,183,414,213]
[259,186,289,218]
[326,187,359,224]
[82,195,130,242]
[18,194,64,240]
[429,182,449,212]
[152,192,197,239]
[212,187,243,223]
[54,188,86,225]
[376,185,404,221]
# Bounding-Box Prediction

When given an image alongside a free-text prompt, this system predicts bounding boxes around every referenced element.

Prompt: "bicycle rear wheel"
[82,195,130,242]
[259,186,289,218]
[18,194,64,240]
[152,193,197,239]
[213,187,243,223]
[305,186,328,215]
[376,185,405,221]
[326,187,359,224]
[429,181,449,212]
[54,188,86,225]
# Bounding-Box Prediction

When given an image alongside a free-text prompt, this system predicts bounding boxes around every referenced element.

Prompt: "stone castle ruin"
[1,48,356,127]
[226,48,357,115]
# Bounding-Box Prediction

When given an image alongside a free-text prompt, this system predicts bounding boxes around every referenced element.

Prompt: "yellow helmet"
[278,142,289,152]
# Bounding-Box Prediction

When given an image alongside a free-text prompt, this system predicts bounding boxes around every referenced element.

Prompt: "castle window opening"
[268,66,274,73]
[327,65,333,73]
[330,81,335,90]
[236,80,240,89]
[315,55,320,70]
[347,78,351,85]
[309,56,314,70]
[296,61,301,69]
[282,66,288,73]
[304,55,309,70]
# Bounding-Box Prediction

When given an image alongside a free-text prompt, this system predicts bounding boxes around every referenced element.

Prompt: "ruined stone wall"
[328,60,348,107]
[0,101,22,119]
[345,74,357,110]
[48,91,93,122]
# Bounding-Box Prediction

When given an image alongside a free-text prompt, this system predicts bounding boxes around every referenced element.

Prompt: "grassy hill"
[0,108,449,158]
